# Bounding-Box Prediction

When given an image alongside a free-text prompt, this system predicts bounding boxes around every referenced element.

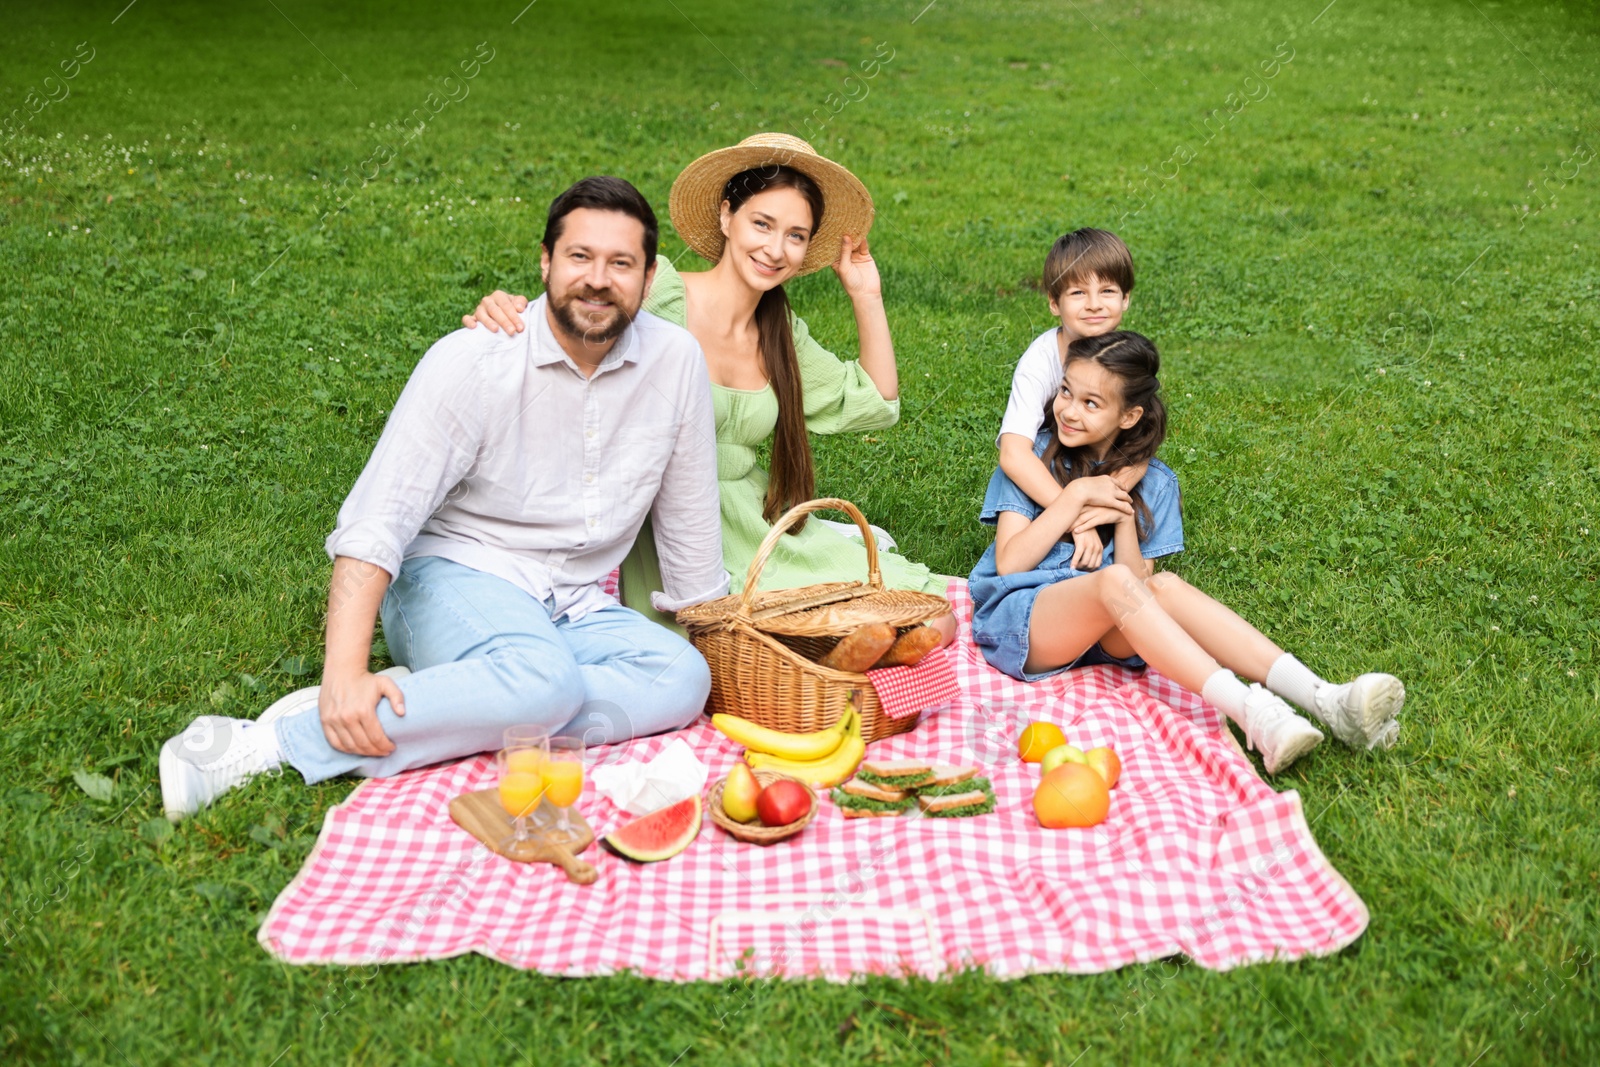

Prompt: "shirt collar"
[530,294,645,373]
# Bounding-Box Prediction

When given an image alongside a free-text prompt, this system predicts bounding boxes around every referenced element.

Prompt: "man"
[160,176,727,820]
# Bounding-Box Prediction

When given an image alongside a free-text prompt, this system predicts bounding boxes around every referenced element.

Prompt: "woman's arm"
[832,235,897,400]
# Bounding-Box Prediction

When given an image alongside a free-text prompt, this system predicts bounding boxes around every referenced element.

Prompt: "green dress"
[619,256,946,628]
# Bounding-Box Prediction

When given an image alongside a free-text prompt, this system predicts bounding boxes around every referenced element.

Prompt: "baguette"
[872,625,943,668]
[818,623,898,673]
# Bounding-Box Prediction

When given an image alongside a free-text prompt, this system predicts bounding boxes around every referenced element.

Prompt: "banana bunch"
[713,708,866,789]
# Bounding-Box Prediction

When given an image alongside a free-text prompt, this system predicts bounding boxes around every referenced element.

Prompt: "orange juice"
[506,748,546,775]
[542,761,583,808]
[498,771,544,818]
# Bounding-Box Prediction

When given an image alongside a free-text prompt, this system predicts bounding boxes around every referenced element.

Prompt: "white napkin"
[589,738,709,815]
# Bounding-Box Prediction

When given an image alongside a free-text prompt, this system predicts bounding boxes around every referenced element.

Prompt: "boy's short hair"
[1043,228,1135,300]
[542,176,659,263]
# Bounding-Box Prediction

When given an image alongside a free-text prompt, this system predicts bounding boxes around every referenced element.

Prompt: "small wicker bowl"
[707,769,817,845]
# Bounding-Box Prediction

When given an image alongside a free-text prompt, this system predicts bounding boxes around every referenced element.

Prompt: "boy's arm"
[1072,461,1151,533]
[994,477,1131,575]
[998,433,1069,510]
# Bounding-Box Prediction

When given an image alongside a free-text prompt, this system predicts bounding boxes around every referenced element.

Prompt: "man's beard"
[548,284,638,346]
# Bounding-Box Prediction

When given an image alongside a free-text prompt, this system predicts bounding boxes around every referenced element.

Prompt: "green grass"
[3,0,1599,1062]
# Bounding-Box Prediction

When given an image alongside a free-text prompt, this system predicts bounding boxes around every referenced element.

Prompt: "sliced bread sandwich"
[855,759,935,790]
[832,778,916,818]
[915,777,996,818]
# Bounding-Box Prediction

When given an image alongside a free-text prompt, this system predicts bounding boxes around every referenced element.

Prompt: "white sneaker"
[160,715,280,822]
[1242,685,1324,775]
[256,685,321,727]
[1314,673,1404,750]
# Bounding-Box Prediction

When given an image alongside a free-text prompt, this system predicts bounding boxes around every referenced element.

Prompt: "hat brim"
[668,142,875,277]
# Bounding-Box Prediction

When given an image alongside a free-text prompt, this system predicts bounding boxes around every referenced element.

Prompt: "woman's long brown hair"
[722,165,824,532]
[1039,330,1168,540]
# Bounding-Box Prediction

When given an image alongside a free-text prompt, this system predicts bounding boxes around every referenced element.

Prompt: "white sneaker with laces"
[1242,685,1324,775]
[1314,673,1404,750]
[159,715,280,822]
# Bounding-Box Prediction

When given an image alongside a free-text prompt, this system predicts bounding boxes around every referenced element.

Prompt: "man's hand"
[463,290,529,334]
[318,669,407,758]
[1070,527,1104,571]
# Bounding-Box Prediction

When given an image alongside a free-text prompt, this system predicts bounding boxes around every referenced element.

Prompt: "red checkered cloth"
[258,577,1368,978]
[866,645,962,720]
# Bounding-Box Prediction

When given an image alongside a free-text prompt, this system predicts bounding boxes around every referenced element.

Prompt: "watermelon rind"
[603,795,703,862]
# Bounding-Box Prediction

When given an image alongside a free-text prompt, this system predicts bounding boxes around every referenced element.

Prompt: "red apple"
[756,779,811,826]
[1084,746,1122,789]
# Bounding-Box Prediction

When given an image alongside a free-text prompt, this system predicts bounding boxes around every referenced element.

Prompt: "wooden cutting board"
[448,789,598,885]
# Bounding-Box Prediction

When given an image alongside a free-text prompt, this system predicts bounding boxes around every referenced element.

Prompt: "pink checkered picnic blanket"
[258,578,1368,978]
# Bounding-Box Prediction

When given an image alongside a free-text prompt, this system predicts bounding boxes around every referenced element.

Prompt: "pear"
[1040,743,1088,776]
[722,761,762,823]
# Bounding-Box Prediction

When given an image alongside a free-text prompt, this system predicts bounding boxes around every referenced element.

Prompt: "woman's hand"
[831,234,882,301]
[1070,527,1105,571]
[318,669,406,757]
[463,290,529,334]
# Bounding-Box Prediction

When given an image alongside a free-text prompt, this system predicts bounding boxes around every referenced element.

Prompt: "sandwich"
[923,763,980,789]
[855,759,935,790]
[832,777,916,818]
[915,777,996,818]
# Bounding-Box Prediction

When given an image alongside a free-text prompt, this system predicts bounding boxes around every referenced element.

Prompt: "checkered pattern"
[866,646,962,721]
[258,577,1368,978]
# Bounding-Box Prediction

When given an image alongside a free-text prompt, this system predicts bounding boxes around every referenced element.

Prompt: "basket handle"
[737,498,883,614]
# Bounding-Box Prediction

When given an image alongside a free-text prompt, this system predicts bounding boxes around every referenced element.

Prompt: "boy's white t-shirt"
[995,327,1064,446]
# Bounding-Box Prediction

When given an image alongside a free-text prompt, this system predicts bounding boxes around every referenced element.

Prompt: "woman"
[466,133,955,638]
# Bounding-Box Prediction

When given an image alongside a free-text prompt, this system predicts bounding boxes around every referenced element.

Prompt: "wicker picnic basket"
[676,498,949,743]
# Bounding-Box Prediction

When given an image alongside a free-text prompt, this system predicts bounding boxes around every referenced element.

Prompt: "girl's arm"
[994,477,1130,575]
[1111,509,1151,580]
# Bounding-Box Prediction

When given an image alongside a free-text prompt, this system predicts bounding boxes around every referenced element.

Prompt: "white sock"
[1265,654,1327,714]
[1201,668,1250,725]
[244,720,283,769]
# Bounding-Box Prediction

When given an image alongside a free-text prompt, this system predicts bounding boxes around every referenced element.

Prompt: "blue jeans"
[277,556,712,784]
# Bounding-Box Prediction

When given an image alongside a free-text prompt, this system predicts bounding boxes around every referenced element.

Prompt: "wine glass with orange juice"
[543,737,585,838]
[496,728,549,854]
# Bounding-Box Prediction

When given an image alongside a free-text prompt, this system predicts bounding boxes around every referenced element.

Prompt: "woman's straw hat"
[668,132,874,277]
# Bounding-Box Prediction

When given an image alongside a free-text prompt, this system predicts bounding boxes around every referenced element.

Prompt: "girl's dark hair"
[722,165,826,531]
[1040,330,1168,540]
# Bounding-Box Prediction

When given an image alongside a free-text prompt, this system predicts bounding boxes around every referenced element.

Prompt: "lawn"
[2,0,1598,1062]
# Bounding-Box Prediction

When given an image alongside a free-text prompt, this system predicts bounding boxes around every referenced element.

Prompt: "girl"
[463,134,956,642]
[968,330,1402,773]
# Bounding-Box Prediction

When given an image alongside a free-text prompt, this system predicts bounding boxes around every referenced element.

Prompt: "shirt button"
[587,517,598,527]
[584,473,595,484]
[585,429,596,440]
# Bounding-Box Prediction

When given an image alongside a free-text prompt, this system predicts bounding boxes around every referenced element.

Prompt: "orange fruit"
[1084,746,1122,789]
[1033,764,1111,828]
[1018,722,1066,763]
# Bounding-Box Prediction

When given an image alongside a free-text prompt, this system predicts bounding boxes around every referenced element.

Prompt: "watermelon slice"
[603,796,702,862]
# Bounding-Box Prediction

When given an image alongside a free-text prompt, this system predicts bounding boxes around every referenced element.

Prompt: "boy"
[996,228,1141,568]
